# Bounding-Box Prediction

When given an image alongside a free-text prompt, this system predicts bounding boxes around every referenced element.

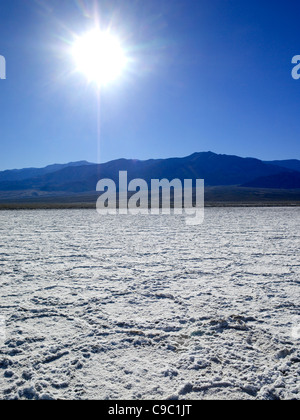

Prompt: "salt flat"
[0,208,299,400]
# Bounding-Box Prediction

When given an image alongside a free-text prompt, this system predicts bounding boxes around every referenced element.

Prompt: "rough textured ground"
[0,207,299,400]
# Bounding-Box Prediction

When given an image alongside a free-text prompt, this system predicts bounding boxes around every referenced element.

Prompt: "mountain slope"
[263,159,300,172]
[0,161,94,183]
[0,152,299,197]
[242,171,300,189]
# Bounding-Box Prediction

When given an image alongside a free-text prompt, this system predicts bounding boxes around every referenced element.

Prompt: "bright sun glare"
[72,29,128,86]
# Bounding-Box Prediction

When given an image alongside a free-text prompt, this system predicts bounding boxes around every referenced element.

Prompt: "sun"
[72,29,128,86]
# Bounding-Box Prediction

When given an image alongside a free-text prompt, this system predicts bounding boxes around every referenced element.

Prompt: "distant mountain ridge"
[0,152,299,199]
[0,161,94,183]
[263,159,300,173]
[242,171,300,189]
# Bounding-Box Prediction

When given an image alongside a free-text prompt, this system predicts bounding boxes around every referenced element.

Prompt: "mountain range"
[0,152,299,205]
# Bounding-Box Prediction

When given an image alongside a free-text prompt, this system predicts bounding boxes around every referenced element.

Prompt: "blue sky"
[0,0,300,170]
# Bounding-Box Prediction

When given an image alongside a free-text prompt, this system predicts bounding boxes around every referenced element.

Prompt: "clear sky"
[0,0,300,170]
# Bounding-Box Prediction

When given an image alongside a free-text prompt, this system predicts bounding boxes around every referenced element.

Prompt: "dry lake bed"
[0,207,299,400]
